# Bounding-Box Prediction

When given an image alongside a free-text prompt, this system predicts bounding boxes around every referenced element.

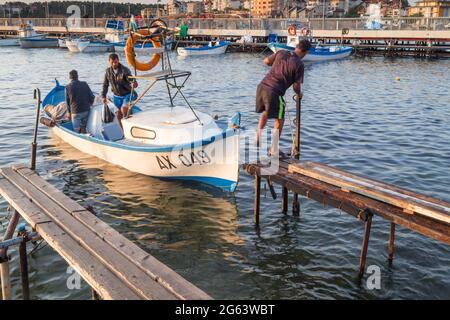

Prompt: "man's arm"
[124,67,138,89]
[263,52,278,66]
[293,63,305,97]
[101,71,109,100]
[65,87,71,117]
[87,84,95,106]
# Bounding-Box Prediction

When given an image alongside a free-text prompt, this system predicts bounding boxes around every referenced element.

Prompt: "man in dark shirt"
[101,53,138,129]
[65,70,95,133]
[255,40,311,153]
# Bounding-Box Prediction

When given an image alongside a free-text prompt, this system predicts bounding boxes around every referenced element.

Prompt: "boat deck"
[0,164,211,300]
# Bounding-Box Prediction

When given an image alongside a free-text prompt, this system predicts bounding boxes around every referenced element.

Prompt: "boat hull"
[268,43,353,61]
[66,40,114,53]
[0,38,19,46]
[19,37,58,48]
[58,38,67,48]
[177,43,229,56]
[52,124,240,192]
[114,40,173,53]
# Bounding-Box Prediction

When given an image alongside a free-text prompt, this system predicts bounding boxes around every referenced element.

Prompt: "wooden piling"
[0,210,19,300]
[359,211,373,278]
[292,95,302,216]
[254,175,261,226]
[388,223,396,266]
[18,232,30,300]
[281,186,288,214]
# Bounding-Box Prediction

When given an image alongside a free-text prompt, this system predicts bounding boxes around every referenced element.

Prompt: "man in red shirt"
[255,40,311,154]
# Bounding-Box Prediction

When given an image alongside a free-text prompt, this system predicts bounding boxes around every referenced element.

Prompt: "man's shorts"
[113,92,137,110]
[71,111,89,133]
[255,84,285,119]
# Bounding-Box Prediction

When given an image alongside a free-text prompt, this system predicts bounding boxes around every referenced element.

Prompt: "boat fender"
[125,30,161,72]
[39,116,55,128]
[287,25,297,36]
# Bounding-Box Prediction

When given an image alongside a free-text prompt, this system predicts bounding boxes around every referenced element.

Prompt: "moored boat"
[66,38,114,53]
[268,42,353,61]
[268,25,352,62]
[0,37,19,46]
[177,40,229,56]
[19,37,59,48]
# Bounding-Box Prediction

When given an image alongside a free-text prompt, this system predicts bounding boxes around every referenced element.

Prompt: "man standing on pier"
[101,53,138,129]
[255,40,311,155]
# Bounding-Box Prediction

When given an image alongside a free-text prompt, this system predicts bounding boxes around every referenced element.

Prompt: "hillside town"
[1,0,449,19]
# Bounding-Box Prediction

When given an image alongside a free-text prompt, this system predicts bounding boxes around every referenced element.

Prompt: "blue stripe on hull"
[164,176,238,192]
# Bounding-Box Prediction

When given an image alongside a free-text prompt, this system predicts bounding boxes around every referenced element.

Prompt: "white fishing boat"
[0,21,46,47]
[40,24,241,192]
[177,41,229,57]
[17,21,47,40]
[66,38,114,53]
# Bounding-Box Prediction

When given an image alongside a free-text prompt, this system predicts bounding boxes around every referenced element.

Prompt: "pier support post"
[254,175,261,226]
[281,186,288,214]
[387,223,395,266]
[91,288,100,300]
[18,230,30,300]
[292,194,300,216]
[0,210,20,300]
[359,211,373,278]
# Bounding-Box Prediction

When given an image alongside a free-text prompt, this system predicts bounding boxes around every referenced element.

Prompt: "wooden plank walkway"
[0,164,211,300]
[245,157,450,276]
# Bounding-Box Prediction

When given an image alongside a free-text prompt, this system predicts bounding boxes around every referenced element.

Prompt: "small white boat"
[0,21,46,47]
[19,37,59,48]
[113,40,173,53]
[177,41,229,57]
[58,38,67,48]
[41,79,240,192]
[66,38,114,53]
[0,37,19,46]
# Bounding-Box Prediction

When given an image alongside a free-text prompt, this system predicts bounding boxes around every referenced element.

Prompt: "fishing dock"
[245,155,450,277]
[1,17,450,57]
[0,164,210,300]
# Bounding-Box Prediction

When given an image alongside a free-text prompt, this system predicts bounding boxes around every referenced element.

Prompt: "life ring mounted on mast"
[125,29,161,72]
[287,25,297,36]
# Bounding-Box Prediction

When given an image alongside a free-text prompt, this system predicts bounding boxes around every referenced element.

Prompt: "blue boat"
[268,42,353,61]
[177,41,230,56]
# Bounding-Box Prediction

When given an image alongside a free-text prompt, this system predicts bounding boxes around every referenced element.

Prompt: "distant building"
[358,0,404,17]
[407,0,450,17]
[186,1,204,14]
[251,0,285,17]
[141,6,167,18]
[166,0,187,15]
[212,0,241,11]
[304,0,362,18]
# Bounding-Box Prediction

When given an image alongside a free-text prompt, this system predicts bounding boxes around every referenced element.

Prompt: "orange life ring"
[300,28,310,36]
[287,25,297,36]
[125,30,161,72]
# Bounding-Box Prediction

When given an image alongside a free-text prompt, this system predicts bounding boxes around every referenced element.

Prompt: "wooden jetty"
[245,158,450,277]
[0,164,211,300]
